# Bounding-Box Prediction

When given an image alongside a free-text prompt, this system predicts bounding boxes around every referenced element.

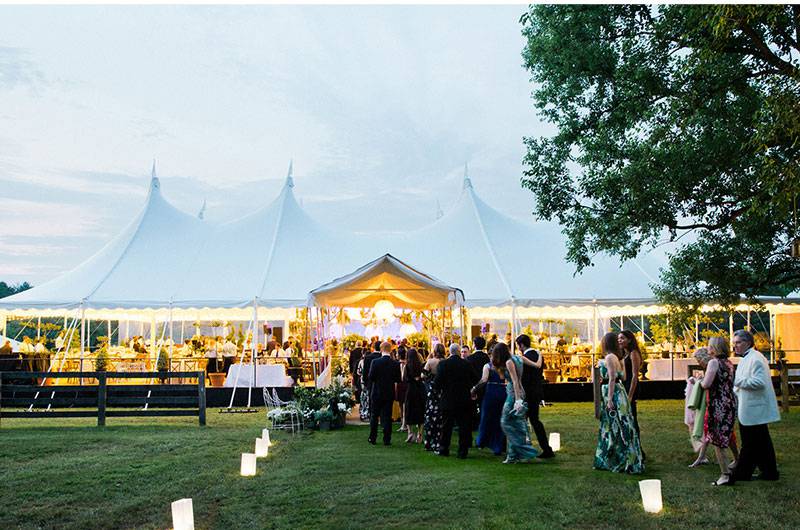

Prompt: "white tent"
[308,253,465,310]
[0,165,665,318]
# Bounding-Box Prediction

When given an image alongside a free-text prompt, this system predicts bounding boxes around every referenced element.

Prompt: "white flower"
[337,403,347,412]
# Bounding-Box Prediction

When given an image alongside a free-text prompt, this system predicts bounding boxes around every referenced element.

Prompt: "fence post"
[779,360,790,413]
[97,372,107,427]
[198,371,206,426]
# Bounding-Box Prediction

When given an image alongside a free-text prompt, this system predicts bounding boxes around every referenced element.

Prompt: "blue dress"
[476,365,507,455]
[501,356,539,461]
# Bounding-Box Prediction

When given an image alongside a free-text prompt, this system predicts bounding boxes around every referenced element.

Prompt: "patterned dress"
[500,356,539,462]
[704,358,737,448]
[593,360,644,474]
[358,360,370,422]
[423,375,443,452]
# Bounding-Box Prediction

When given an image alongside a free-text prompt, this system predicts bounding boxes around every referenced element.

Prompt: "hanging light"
[171,498,194,530]
[261,428,272,446]
[240,453,257,476]
[638,479,663,513]
[374,299,395,322]
[255,438,269,458]
[548,432,561,452]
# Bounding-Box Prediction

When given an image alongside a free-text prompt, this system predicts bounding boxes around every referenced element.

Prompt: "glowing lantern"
[638,479,663,513]
[549,432,561,452]
[373,299,395,322]
[261,428,272,446]
[171,498,194,530]
[240,453,257,476]
[255,438,269,458]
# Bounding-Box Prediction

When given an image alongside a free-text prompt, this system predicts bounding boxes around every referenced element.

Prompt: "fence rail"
[0,371,206,426]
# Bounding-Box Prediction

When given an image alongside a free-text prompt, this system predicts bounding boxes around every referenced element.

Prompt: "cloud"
[0,45,45,91]
[0,198,110,238]
[0,237,76,257]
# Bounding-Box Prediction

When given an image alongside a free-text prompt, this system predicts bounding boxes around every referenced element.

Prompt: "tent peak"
[463,162,472,190]
[198,199,206,220]
[285,159,294,188]
[149,159,160,191]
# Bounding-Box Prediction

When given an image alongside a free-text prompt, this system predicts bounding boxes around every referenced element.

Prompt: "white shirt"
[222,341,237,357]
[734,348,780,426]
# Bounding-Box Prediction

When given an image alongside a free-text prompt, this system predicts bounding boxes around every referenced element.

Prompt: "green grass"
[0,401,797,529]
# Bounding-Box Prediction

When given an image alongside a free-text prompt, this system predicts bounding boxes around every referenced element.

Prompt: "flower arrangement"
[293,381,356,428]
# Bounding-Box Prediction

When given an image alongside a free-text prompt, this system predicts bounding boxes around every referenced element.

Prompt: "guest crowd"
[348,328,781,484]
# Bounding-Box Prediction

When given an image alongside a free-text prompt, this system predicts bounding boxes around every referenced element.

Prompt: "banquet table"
[225,363,293,387]
[646,356,741,381]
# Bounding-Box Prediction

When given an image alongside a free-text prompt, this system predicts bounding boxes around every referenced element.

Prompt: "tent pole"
[79,302,85,385]
[511,300,516,355]
[729,311,734,345]
[694,314,699,344]
[36,316,41,341]
[592,300,599,353]
[168,303,174,365]
[747,307,751,331]
[641,315,645,342]
[248,298,257,408]
[1,312,6,340]
[459,305,465,346]
[150,314,157,371]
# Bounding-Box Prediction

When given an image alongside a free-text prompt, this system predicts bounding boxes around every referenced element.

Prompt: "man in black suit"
[368,341,401,445]
[348,341,364,400]
[435,343,479,458]
[517,334,554,458]
[466,336,490,429]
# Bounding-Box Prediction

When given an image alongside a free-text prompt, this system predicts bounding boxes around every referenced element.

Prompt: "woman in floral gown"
[423,343,446,452]
[700,336,739,486]
[593,332,644,474]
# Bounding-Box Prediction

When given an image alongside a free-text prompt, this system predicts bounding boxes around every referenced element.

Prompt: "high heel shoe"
[406,433,415,443]
[689,457,709,468]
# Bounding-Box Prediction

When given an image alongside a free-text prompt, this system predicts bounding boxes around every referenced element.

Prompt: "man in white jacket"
[731,330,780,482]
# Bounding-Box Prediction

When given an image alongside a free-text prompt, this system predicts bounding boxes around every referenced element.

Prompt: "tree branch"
[738,20,800,77]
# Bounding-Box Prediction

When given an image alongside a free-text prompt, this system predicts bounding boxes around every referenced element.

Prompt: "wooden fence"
[0,371,206,426]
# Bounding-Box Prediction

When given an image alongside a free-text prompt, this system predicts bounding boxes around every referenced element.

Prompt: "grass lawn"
[0,400,797,529]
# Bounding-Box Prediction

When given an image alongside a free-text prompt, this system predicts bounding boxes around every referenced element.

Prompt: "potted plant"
[95,341,109,372]
[315,408,334,431]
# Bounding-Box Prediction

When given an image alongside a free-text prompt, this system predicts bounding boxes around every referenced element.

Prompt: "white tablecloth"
[647,356,741,380]
[225,364,292,387]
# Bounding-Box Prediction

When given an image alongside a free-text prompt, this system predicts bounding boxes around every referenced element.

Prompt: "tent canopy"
[307,254,465,310]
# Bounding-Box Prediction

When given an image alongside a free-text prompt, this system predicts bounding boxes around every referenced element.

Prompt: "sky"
[0,4,557,285]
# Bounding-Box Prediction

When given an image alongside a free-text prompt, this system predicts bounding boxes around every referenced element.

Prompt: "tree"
[0,281,32,299]
[520,5,800,309]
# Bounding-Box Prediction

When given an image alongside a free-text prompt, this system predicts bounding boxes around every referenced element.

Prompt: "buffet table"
[225,363,293,387]
[646,356,741,380]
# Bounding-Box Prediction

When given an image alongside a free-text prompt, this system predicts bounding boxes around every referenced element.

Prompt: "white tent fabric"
[308,253,465,310]
[0,165,670,314]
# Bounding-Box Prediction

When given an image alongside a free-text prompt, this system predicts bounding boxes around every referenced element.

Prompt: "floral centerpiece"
[293,381,356,429]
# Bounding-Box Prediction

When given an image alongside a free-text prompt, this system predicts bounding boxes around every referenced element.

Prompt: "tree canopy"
[0,281,32,299]
[520,4,800,309]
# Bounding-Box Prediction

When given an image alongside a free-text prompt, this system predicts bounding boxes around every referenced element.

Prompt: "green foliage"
[0,281,32,299]
[405,331,429,351]
[341,333,366,351]
[156,348,170,371]
[520,5,800,308]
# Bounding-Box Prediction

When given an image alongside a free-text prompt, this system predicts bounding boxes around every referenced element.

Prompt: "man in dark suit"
[517,334,554,458]
[368,341,401,445]
[348,341,364,400]
[466,336,490,429]
[435,343,479,458]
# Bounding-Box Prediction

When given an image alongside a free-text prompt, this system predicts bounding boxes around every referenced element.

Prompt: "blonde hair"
[708,336,730,359]
[693,347,711,364]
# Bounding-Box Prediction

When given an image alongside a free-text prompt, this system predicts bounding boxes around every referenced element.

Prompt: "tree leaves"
[520,4,800,307]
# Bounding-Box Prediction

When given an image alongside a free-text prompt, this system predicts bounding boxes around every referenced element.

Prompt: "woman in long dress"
[701,336,739,486]
[618,330,644,460]
[494,342,539,463]
[404,348,426,443]
[472,360,507,455]
[423,343,446,452]
[357,353,370,422]
[593,333,644,474]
